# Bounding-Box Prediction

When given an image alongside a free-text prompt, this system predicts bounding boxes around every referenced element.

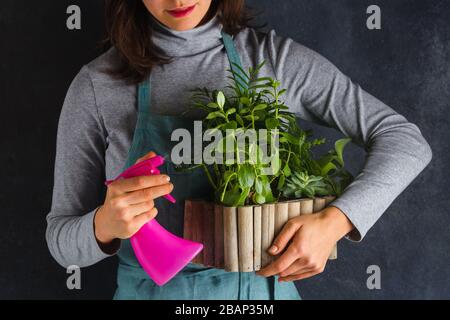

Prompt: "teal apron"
[113,30,301,300]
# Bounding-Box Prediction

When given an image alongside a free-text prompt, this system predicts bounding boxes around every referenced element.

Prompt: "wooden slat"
[268,204,276,264]
[313,198,327,213]
[183,200,193,241]
[299,198,314,215]
[261,204,275,267]
[274,202,289,237]
[253,206,262,271]
[214,204,224,269]
[288,200,301,220]
[238,206,254,272]
[191,200,204,265]
[224,207,239,272]
[202,202,215,267]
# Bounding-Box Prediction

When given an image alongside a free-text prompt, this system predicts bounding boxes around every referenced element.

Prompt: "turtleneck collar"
[149,12,224,57]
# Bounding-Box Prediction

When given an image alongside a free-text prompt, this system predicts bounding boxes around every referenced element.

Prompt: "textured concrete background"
[0,0,448,299]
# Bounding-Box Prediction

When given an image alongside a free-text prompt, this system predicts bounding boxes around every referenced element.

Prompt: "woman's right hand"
[94,152,173,246]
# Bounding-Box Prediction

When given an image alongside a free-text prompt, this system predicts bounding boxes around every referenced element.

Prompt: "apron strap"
[137,76,151,114]
[221,30,248,92]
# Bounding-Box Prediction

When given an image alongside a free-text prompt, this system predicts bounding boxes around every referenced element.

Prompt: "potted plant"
[183,62,353,271]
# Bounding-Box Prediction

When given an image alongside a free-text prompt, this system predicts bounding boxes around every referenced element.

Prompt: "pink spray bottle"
[105,155,203,286]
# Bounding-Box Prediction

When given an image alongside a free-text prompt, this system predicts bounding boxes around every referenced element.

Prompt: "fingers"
[118,200,155,221]
[279,256,327,280]
[278,258,309,277]
[132,208,158,230]
[256,244,300,278]
[136,151,157,164]
[146,183,174,200]
[268,219,301,255]
[119,179,174,205]
[278,269,319,282]
[130,201,155,216]
[110,174,172,194]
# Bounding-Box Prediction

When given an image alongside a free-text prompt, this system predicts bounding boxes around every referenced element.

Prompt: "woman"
[46,0,432,300]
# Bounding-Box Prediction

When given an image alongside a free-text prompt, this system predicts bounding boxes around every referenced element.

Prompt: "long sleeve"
[46,66,119,268]
[266,31,433,241]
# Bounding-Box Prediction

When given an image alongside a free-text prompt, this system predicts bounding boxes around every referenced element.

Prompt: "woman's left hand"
[256,206,354,282]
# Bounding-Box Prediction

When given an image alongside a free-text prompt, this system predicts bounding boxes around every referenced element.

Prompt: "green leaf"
[280,132,299,145]
[230,62,251,80]
[269,152,281,175]
[277,175,286,190]
[280,171,328,200]
[222,188,241,207]
[255,176,263,194]
[254,104,268,111]
[282,164,291,177]
[320,162,337,177]
[220,171,238,203]
[206,111,226,120]
[265,118,280,130]
[240,97,250,105]
[217,91,226,108]
[244,115,259,121]
[226,108,236,116]
[207,102,219,109]
[335,138,352,167]
[237,188,251,206]
[238,164,256,189]
[260,175,274,202]
[223,170,235,182]
[317,153,335,171]
[221,121,238,130]
[255,193,266,205]
[236,114,244,126]
[251,77,273,83]
[249,84,272,90]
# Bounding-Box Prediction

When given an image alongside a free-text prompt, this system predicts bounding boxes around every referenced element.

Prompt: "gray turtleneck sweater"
[46,14,432,268]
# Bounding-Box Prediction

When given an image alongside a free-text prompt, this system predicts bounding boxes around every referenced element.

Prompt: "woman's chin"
[164,21,200,31]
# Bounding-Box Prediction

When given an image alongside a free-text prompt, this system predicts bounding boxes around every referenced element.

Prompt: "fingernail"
[269,245,278,254]
[165,176,171,182]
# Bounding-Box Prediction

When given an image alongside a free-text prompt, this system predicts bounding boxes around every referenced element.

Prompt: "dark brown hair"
[103,0,263,84]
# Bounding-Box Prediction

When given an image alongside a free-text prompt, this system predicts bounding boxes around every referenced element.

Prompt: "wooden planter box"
[184,196,338,272]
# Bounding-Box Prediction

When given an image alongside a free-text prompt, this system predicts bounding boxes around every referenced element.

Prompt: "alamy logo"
[66,5,81,30]
[367,5,382,30]
[366,265,381,290]
[171,121,280,175]
[66,265,81,290]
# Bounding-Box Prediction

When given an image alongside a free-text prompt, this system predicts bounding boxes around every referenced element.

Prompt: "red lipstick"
[167,4,196,18]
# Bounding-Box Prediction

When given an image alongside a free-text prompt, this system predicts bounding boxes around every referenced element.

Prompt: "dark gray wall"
[0,0,448,299]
